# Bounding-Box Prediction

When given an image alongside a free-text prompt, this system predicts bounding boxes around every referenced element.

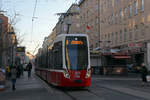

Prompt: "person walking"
[20,64,24,76]
[27,62,32,78]
[10,65,17,91]
[16,65,21,78]
[141,63,148,86]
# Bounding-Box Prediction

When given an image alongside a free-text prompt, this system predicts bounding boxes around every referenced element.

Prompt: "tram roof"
[57,33,88,37]
[54,33,88,43]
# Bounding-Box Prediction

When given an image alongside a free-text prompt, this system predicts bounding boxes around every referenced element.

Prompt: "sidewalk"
[0,71,53,100]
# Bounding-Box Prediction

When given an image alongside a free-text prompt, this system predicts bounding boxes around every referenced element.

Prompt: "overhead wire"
[31,0,38,43]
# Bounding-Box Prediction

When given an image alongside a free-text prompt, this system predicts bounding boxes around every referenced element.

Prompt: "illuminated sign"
[17,47,25,52]
[66,40,83,45]
[71,41,83,45]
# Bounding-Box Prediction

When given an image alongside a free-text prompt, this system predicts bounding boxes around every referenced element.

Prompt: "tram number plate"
[74,80,82,83]
[74,72,80,78]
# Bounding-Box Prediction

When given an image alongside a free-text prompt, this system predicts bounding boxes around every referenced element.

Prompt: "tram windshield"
[65,36,88,70]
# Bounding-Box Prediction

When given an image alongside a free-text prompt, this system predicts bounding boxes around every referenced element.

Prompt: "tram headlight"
[63,70,70,79]
[85,69,91,78]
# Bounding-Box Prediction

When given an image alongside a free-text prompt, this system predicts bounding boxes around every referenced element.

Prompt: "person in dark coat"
[141,63,148,86]
[10,65,17,91]
[26,62,32,78]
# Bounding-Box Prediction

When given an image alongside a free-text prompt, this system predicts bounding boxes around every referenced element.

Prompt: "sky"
[1,0,78,55]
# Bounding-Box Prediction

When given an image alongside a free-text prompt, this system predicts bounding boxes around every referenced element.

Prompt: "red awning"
[113,56,131,59]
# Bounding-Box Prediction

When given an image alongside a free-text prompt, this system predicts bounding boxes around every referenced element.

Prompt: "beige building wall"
[99,0,149,49]
[56,4,80,35]
[79,0,100,49]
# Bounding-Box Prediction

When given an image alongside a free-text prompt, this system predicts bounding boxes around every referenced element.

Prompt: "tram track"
[87,89,102,98]
[35,74,103,100]
[62,90,78,100]
[60,88,103,100]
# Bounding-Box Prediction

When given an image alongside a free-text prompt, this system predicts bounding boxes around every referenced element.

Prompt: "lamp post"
[9,32,17,66]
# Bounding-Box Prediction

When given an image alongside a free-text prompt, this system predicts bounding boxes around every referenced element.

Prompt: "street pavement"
[0,72,150,100]
[0,72,72,100]
[92,74,150,100]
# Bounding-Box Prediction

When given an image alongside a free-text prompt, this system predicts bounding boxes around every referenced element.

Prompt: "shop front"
[127,43,145,73]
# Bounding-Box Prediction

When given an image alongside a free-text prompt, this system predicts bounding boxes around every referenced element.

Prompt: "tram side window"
[48,51,51,68]
[49,50,54,69]
[53,41,63,69]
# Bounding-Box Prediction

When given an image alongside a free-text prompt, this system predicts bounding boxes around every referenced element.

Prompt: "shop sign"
[128,43,144,48]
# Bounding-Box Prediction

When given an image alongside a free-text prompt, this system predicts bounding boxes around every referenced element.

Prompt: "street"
[0,72,150,100]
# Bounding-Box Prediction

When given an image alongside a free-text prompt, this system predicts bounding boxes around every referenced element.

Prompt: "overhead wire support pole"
[98,0,101,49]
[56,12,79,34]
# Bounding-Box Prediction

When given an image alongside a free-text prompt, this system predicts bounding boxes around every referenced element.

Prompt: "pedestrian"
[20,64,24,76]
[26,62,32,78]
[10,65,17,91]
[140,63,148,86]
[16,65,21,78]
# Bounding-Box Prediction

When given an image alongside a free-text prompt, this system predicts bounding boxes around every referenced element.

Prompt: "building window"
[120,30,122,42]
[141,0,144,11]
[112,14,115,24]
[129,29,132,41]
[124,28,127,42]
[115,32,118,44]
[0,24,2,34]
[129,4,132,17]
[141,24,145,36]
[112,32,114,45]
[134,26,138,40]
[120,10,122,18]
[108,33,110,41]
[135,1,138,15]
[115,13,118,24]
[124,8,127,19]
[141,28,145,36]
[115,0,118,5]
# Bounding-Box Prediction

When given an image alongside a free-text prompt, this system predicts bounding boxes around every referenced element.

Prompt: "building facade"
[0,13,17,68]
[79,0,100,49]
[77,0,150,70]
[56,4,81,35]
[98,0,150,69]
[0,14,9,67]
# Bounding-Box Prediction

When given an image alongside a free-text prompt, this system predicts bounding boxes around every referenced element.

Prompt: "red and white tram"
[35,34,91,87]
